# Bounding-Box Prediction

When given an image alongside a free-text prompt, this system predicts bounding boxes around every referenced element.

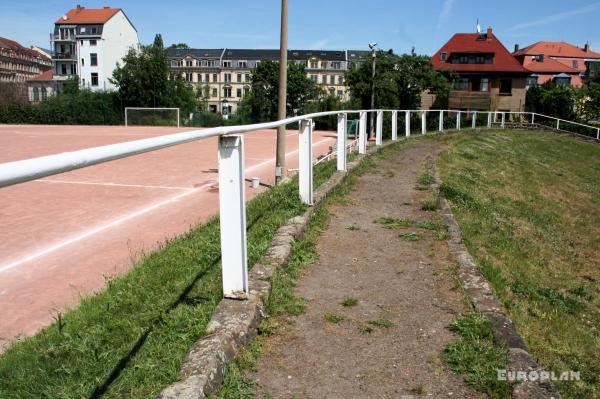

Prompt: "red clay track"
[0,124,337,349]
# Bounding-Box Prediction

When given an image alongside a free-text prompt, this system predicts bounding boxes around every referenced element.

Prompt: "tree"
[345,50,451,110]
[169,43,190,49]
[583,82,600,121]
[525,81,577,120]
[246,60,318,122]
[111,34,196,114]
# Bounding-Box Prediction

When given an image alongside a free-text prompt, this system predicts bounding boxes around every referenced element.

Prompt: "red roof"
[55,6,120,25]
[519,56,580,74]
[514,41,600,59]
[28,69,54,82]
[0,36,50,60]
[432,31,529,73]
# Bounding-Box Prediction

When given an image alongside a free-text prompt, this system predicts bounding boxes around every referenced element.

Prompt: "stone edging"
[428,153,561,399]
[158,142,393,399]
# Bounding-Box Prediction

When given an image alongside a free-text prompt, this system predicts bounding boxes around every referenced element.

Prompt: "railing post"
[501,112,506,129]
[391,110,398,141]
[439,110,444,132]
[421,111,426,134]
[456,111,461,130]
[299,119,313,205]
[596,128,599,140]
[405,111,411,137]
[218,135,248,299]
[487,112,492,128]
[531,113,535,124]
[358,111,367,154]
[376,110,383,146]
[556,119,560,130]
[472,111,477,129]
[337,113,347,171]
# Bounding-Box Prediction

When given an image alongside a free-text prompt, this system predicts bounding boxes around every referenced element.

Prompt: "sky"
[1,0,600,55]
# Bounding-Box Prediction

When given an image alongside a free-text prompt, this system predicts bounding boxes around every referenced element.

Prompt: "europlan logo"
[497,369,581,382]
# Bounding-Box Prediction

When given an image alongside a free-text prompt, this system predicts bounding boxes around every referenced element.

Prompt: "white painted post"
[358,111,367,154]
[218,135,248,299]
[376,110,383,146]
[391,110,398,141]
[439,110,444,132]
[472,111,477,129]
[405,111,411,137]
[597,128,599,140]
[531,113,535,124]
[421,111,426,135]
[487,112,492,128]
[501,112,506,128]
[299,119,313,205]
[337,113,347,171]
[556,119,560,130]
[456,111,461,130]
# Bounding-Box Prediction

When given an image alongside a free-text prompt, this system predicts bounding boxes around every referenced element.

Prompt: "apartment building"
[513,41,600,87]
[167,48,369,114]
[0,37,51,83]
[51,5,139,92]
[425,27,529,112]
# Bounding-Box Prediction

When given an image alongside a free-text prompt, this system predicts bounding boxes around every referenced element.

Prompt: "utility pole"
[368,43,377,140]
[275,0,288,184]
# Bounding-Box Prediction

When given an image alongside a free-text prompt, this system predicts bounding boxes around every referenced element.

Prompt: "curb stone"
[158,141,392,399]
[428,153,561,399]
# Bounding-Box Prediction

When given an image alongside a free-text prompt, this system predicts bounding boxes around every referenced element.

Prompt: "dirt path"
[249,139,484,398]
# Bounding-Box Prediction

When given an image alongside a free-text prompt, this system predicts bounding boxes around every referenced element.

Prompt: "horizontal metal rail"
[1,108,598,299]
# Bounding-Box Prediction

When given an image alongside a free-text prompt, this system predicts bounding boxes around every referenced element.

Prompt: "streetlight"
[368,42,378,140]
[275,0,288,184]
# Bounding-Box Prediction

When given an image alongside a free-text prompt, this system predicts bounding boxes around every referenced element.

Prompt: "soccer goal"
[124,107,180,127]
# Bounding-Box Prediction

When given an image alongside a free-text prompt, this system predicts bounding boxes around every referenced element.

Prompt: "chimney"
[76,4,83,13]
[584,42,590,52]
[514,44,519,52]
[486,27,493,40]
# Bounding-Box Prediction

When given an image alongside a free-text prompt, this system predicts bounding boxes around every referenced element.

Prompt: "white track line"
[0,137,335,273]
[35,179,192,191]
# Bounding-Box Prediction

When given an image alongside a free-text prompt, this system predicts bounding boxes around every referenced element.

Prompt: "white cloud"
[508,2,600,31]
[437,0,455,29]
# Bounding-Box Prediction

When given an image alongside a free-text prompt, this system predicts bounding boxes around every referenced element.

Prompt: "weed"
[341,297,358,307]
[418,172,435,186]
[421,196,440,211]
[346,224,361,231]
[359,326,374,334]
[324,313,345,324]
[374,216,413,229]
[399,232,424,241]
[411,384,428,395]
[368,319,393,328]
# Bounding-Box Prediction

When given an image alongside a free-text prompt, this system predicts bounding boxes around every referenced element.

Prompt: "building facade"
[51,5,139,92]
[425,27,529,112]
[167,48,369,114]
[0,37,51,83]
[513,42,600,87]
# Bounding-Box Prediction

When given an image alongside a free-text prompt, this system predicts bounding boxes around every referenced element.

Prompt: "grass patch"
[367,319,394,329]
[443,313,510,398]
[346,224,361,231]
[341,297,358,307]
[374,216,413,229]
[420,196,440,211]
[438,129,600,398]
[0,160,339,399]
[410,384,428,395]
[399,232,424,241]
[418,172,435,186]
[324,313,345,324]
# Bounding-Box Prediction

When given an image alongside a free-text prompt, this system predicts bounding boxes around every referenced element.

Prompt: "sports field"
[0,124,336,348]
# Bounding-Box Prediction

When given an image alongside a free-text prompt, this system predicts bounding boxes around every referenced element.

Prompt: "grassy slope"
[437,129,600,398]
[0,161,337,399]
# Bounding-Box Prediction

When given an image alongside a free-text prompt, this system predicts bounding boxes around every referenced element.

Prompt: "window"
[572,60,579,69]
[185,73,193,82]
[236,88,242,97]
[91,27,98,35]
[475,56,485,64]
[310,74,317,82]
[329,87,335,96]
[91,73,99,86]
[245,73,251,82]
[237,73,242,83]
[332,62,341,69]
[213,73,218,82]
[310,61,318,69]
[338,75,344,84]
[329,75,335,84]
[61,64,67,75]
[239,61,247,68]
[90,40,97,46]
[452,78,469,91]
[499,79,512,95]
[459,55,469,64]
[80,40,84,46]
[471,78,489,92]
[224,73,232,83]
[481,78,489,92]
[205,73,210,82]
[82,78,85,86]
[555,76,571,86]
[526,75,538,87]
[81,58,85,66]
[223,87,232,97]
[322,75,327,84]
[223,61,232,68]
[337,90,343,99]
[440,52,447,61]
[80,27,86,34]
[212,88,217,97]
[33,87,39,102]
[244,86,250,96]
[186,60,193,67]
[41,87,47,101]
[90,53,98,66]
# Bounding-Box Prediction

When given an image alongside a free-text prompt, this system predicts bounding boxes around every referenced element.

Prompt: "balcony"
[52,35,75,42]
[449,91,491,110]
[53,53,76,60]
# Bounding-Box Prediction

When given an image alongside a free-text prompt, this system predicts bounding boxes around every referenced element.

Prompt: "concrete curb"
[428,153,561,399]
[158,141,394,399]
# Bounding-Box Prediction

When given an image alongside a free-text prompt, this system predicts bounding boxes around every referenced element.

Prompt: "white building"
[51,5,138,92]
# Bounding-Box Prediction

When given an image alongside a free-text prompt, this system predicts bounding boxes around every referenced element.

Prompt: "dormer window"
[440,52,447,61]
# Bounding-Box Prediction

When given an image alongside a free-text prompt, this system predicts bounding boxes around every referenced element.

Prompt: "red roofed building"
[513,42,600,87]
[51,5,138,92]
[27,69,56,102]
[425,27,529,112]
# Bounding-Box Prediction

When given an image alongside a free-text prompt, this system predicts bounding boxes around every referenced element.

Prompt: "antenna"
[477,18,481,34]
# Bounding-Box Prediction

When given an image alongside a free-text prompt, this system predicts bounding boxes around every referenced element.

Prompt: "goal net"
[125,107,180,127]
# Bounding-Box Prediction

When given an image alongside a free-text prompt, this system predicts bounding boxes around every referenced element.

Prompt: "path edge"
[429,152,562,399]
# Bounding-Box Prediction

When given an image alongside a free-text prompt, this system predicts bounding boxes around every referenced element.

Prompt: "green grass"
[443,313,511,398]
[374,216,413,229]
[418,172,435,186]
[420,196,440,211]
[398,232,424,241]
[0,160,339,399]
[367,319,394,329]
[346,224,361,231]
[438,129,600,398]
[324,313,345,324]
[341,297,358,307]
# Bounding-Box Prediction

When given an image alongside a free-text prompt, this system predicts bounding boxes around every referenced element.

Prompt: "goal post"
[124,107,180,128]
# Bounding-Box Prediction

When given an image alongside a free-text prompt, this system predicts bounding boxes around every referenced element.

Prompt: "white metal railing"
[0,109,598,299]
